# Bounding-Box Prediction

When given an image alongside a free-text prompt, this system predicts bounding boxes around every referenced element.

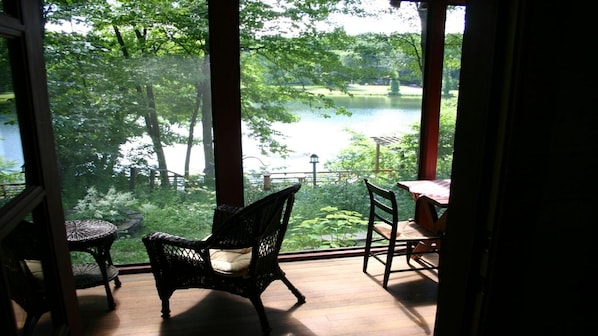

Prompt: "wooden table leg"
[411,198,447,259]
[414,197,439,233]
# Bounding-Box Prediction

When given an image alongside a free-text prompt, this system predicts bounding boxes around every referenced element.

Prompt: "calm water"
[165,96,422,175]
[240,96,422,173]
[2,96,422,177]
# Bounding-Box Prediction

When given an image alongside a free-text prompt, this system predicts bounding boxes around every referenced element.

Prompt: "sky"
[43,1,467,175]
[329,2,466,35]
[48,2,466,36]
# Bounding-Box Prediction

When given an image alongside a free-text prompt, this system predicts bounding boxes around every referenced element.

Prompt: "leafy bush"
[67,187,139,224]
[0,156,23,183]
[0,156,25,207]
[113,202,214,264]
[285,206,368,250]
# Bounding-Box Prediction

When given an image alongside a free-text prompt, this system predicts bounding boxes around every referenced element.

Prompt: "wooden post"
[375,143,381,173]
[149,170,155,192]
[129,167,136,191]
[263,174,271,191]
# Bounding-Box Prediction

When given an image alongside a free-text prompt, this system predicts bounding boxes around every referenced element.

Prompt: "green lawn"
[0,92,15,103]
[302,84,422,97]
[302,84,459,98]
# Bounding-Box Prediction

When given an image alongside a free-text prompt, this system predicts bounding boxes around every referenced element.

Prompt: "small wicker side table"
[65,219,121,310]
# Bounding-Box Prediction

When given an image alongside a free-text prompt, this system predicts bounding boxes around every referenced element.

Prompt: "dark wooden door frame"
[208,0,244,207]
[0,0,81,334]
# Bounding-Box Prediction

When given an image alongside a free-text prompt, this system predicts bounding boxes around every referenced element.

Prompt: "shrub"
[285,206,368,250]
[68,186,139,224]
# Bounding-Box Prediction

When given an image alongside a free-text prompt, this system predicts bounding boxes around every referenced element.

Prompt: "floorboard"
[18,256,439,335]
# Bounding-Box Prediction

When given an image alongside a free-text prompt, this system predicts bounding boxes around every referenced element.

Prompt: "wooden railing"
[126,166,396,192]
[128,167,187,191]
[0,182,26,199]
[262,169,396,190]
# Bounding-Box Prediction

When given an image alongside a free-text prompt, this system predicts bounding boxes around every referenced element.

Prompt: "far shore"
[301,84,458,98]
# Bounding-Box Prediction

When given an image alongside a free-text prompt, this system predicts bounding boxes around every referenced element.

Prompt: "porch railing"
[262,169,396,190]
[128,167,187,191]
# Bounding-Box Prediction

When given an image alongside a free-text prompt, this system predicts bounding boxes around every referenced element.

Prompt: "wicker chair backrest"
[209,184,300,245]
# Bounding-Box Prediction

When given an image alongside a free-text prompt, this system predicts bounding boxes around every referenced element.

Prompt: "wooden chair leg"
[383,241,396,289]
[362,228,374,273]
[406,242,414,266]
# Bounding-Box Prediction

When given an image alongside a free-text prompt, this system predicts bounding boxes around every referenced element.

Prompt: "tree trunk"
[184,81,200,180]
[114,25,170,187]
[200,55,215,186]
[184,54,213,185]
[144,85,170,187]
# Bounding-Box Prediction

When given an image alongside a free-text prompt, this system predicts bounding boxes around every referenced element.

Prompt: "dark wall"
[436,1,597,335]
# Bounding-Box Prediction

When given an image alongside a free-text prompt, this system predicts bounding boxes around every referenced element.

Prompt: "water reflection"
[242,95,422,172]
[1,38,26,208]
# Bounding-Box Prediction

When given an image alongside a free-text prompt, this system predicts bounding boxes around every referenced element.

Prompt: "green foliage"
[325,97,458,181]
[42,1,461,263]
[285,205,367,251]
[282,178,415,252]
[74,176,422,264]
[44,0,462,191]
[109,187,216,264]
[0,156,24,208]
[293,181,369,220]
[389,78,400,96]
[324,129,417,180]
[67,187,139,224]
[138,197,213,240]
[0,156,22,183]
[437,100,458,179]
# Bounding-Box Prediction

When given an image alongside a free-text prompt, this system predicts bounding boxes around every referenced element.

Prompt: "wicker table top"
[65,219,117,244]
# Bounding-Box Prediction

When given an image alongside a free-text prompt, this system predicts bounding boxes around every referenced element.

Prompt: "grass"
[301,84,423,97]
[0,92,15,103]
[301,84,459,99]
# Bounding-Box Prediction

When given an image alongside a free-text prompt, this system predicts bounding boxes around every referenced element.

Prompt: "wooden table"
[397,179,450,236]
[65,219,121,310]
[397,179,450,258]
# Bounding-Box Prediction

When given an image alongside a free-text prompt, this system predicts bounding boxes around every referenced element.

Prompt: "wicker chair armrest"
[143,231,207,249]
[143,232,212,269]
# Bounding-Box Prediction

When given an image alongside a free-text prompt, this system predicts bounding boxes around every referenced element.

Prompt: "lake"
[165,95,423,175]
[2,96,423,177]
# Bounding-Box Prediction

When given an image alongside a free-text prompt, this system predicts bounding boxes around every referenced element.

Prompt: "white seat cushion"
[24,260,45,289]
[209,248,252,275]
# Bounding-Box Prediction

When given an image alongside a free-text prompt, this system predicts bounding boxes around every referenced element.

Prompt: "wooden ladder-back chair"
[363,179,442,288]
[142,183,305,335]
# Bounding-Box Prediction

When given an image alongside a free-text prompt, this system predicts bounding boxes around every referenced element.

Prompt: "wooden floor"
[20,256,439,336]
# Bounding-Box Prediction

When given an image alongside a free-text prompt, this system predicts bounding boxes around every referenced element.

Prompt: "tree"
[442,33,462,96]
[325,104,456,180]
[43,0,454,196]
[44,29,143,196]
[44,0,365,191]
[45,0,211,187]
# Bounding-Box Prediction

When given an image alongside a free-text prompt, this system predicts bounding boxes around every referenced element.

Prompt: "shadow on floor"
[159,291,315,336]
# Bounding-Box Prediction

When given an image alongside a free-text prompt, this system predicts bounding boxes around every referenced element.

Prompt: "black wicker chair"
[1,221,49,336]
[142,183,305,334]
